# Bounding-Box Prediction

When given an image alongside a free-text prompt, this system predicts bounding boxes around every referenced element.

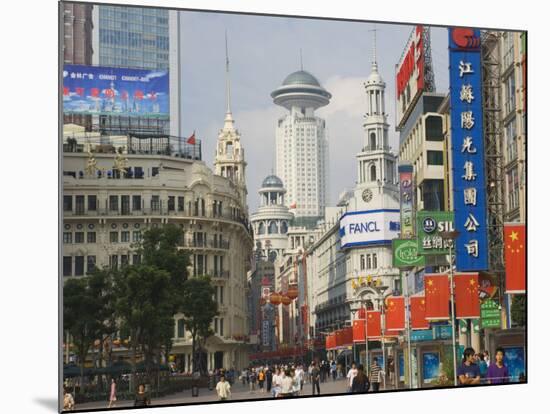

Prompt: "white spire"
[224,30,234,129]
[300,48,303,71]
[371,27,378,72]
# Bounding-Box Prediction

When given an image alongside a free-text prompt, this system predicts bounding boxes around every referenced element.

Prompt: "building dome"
[262,174,284,188]
[282,70,321,87]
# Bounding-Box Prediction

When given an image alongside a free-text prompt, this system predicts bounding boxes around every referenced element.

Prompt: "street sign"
[417,211,455,255]
[392,239,425,268]
[481,300,501,329]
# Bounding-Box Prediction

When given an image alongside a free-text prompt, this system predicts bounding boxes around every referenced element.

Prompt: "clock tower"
[354,30,399,211]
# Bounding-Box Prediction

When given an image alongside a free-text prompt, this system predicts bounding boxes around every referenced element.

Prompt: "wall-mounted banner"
[448,28,489,271]
[416,210,455,255]
[398,164,415,239]
[63,64,169,117]
[393,239,425,268]
[339,209,400,249]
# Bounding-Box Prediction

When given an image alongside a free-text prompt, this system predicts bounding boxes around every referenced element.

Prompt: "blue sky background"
[179,11,450,212]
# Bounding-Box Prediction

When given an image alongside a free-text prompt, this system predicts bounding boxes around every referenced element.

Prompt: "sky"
[179,11,451,213]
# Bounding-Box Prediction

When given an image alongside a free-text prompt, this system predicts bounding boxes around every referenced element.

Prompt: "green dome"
[282,70,321,87]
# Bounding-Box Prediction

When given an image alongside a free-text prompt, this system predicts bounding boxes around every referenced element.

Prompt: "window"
[109,195,118,212]
[177,319,185,338]
[505,118,518,162]
[88,195,97,211]
[219,318,224,336]
[178,196,184,212]
[132,195,142,211]
[151,195,160,211]
[360,254,366,271]
[110,255,118,270]
[121,255,129,267]
[63,232,72,244]
[64,195,72,212]
[219,286,224,304]
[110,231,119,243]
[133,254,141,265]
[168,196,175,211]
[63,257,72,276]
[74,232,84,243]
[502,32,515,70]
[507,167,520,211]
[370,132,376,149]
[214,318,218,334]
[425,116,444,141]
[133,231,141,243]
[366,254,372,269]
[121,231,130,243]
[268,221,278,234]
[87,256,96,274]
[75,196,85,214]
[372,253,378,269]
[427,150,444,166]
[87,232,96,243]
[281,221,288,234]
[74,256,84,276]
[258,222,265,235]
[370,165,377,182]
[121,195,130,215]
[504,73,516,116]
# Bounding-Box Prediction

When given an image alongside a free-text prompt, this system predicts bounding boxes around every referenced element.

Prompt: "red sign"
[410,296,430,330]
[454,273,480,318]
[366,311,382,338]
[425,274,450,320]
[504,223,526,293]
[353,319,365,342]
[385,296,405,331]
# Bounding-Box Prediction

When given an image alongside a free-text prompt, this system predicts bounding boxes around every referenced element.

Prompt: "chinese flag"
[343,327,353,345]
[425,274,450,320]
[366,311,382,338]
[385,296,405,331]
[334,330,342,347]
[504,224,526,293]
[187,131,196,145]
[353,319,365,342]
[358,307,366,319]
[410,296,430,330]
[454,273,480,318]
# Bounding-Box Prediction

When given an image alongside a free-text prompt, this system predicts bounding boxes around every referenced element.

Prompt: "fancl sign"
[339,209,400,249]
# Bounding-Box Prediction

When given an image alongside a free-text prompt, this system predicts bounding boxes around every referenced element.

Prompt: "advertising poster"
[422,352,440,384]
[398,165,415,238]
[503,346,526,382]
[63,64,169,117]
[416,210,455,255]
[339,209,401,248]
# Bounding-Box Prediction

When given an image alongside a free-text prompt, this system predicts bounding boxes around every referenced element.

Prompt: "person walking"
[486,347,510,384]
[457,347,481,385]
[216,375,232,401]
[272,368,282,398]
[295,364,305,392]
[311,362,321,395]
[280,369,294,398]
[370,359,382,392]
[351,364,370,393]
[266,366,273,393]
[63,388,75,411]
[249,368,257,393]
[258,368,265,392]
[330,360,337,381]
[477,353,488,383]
[134,384,150,407]
[108,378,117,408]
[346,362,358,393]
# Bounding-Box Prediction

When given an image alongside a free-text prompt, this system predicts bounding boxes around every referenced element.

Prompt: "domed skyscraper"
[250,174,294,263]
[271,66,331,221]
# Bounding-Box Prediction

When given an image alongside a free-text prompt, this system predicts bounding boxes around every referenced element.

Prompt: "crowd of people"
[457,347,513,385]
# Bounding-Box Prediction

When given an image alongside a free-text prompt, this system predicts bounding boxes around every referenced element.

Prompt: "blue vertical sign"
[449,28,488,271]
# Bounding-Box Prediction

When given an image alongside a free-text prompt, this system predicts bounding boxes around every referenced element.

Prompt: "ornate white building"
[272,69,331,219]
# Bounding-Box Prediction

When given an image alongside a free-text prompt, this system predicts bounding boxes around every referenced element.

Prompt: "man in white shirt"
[346,362,358,393]
[216,375,231,401]
[272,368,283,398]
[280,369,294,397]
[295,365,305,393]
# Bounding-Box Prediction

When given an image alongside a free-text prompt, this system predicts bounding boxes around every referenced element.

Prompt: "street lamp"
[440,229,460,387]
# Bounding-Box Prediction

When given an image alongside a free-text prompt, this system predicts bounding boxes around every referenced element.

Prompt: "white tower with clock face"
[353,31,399,211]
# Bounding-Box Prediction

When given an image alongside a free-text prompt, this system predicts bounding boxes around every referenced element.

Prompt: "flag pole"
[403,269,414,388]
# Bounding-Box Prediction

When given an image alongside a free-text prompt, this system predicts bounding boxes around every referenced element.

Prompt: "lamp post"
[371,283,389,382]
[441,229,460,387]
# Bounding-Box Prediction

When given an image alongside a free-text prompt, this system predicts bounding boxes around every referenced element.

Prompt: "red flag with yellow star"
[385,296,405,331]
[504,223,526,293]
[410,296,430,330]
[366,310,382,338]
[424,274,450,320]
[353,319,365,342]
[454,273,480,318]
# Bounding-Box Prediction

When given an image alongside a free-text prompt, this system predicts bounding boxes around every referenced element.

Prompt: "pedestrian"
[280,369,294,398]
[216,374,232,401]
[308,362,314,384]
[346,362,358,393]
[249,367,257,393]
[486,347,509,384]
[295,364,305,392]
[63,388,75,411]
[241,368,247,385]
[311,362,321,395]
[369,359,382,392]
[266,366,273,393]
[351,364,370,393]
[258,368,265,392]
[108,378,117,408]
[291,368,301,396]
[330,360,337,381]
[387,356,395,389]
[134,384,150,407]
[477,353,488,382]
[272,368,282,398]
[457,347,481,385]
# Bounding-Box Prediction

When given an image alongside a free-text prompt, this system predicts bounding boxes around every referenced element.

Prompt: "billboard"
[398,164,414,238]
[339,209,400,249]
[396,26,434,128]
[416,210,455,255]
[392,239,425,268]
[448,28,489,271]
[62,64,169,117]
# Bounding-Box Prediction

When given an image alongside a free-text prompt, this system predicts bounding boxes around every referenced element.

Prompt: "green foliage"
[511,294,526,327]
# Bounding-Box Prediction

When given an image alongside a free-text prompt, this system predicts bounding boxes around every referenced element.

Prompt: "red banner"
[366,311,382,338]
[410,296,430,330]
[358,307,366,319]
[342,327,353,346]
[385,296,405,331]
[353,319,365,342]
[504,223,526,293]
[454,273,480,318]
[335,330,343,347]
[425,274,450,320]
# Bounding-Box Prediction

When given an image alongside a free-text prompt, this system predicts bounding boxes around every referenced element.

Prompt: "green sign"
[416,211,455,255]
[481,300,501,329]
[392,239,425,268]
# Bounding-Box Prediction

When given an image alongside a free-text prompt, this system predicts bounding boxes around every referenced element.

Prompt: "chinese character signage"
[392,239,425,268]
[339,209,400,249]
[416,211,455,255]
[480,300,501,329]
[62,64,169,117]
[398,164,414,238]
[448,28,489,271]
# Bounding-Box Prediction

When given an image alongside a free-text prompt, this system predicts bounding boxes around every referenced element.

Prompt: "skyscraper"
[271,68,331,219]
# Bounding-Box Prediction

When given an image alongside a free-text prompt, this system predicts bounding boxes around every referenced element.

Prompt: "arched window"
[370,164,377,182]
[370,132,376,150]
[258,222,265,235]
[280,221,288,234]
[268,221,278,234]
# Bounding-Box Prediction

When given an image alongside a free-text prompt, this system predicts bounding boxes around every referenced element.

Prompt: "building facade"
[272,70,332,219]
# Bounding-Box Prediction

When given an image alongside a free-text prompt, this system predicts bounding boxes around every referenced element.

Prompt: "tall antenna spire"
[370,27,378,71]
[300,48,303,71]
[224,30,234,129]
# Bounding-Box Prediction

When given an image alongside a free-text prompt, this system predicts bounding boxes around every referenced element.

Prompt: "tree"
[180,276,218,374]
[511,294,526,327]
